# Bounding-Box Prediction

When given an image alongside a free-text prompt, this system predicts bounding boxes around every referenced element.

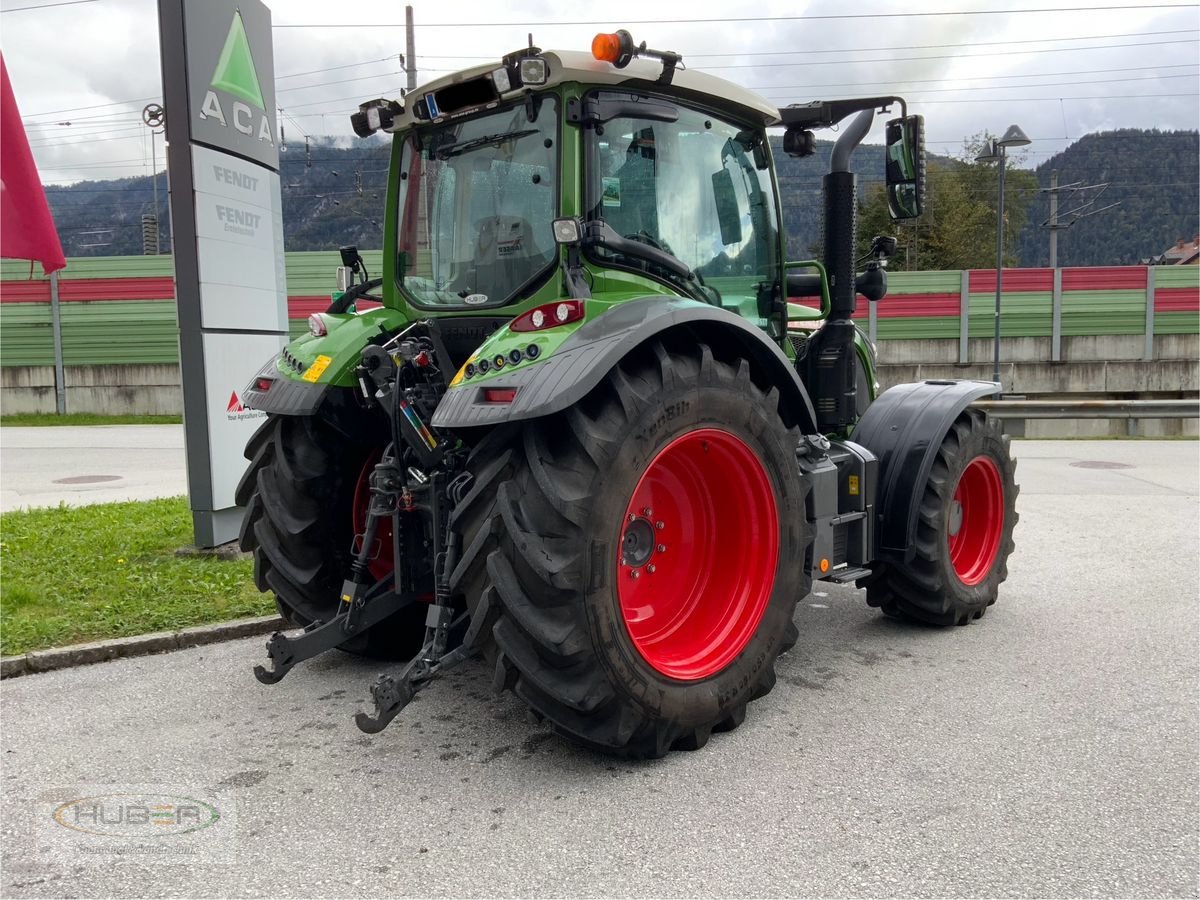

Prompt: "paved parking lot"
[2,440,1197,897]
[0,425,186,512]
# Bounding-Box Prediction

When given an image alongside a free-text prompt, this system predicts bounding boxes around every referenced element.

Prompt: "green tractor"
[238,32,1018,757]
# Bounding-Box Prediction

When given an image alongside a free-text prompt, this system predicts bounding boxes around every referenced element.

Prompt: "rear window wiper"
[433,128,539,159]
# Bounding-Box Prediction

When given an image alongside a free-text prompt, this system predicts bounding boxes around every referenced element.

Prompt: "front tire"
[236,414,427,658]
[448,340,812,757]
[861,408,1018,625]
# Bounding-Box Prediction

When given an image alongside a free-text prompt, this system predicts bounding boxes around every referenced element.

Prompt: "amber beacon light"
[592,30,637,67]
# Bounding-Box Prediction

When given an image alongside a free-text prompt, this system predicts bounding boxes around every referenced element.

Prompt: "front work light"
[519,57,548,85]
[350,98,404,137]
[490,67,512,94]
[551,217,582,245]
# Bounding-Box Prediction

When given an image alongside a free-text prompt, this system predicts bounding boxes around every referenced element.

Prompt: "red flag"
[1,54,66,275]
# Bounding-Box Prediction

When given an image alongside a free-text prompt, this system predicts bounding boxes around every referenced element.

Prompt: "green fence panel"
[1155,311,1200,335]
[967,292,1052,339]
[877,315,961,340]
[284,251,385,296]
[59,301,180,366]
[1154,266,1200,290]
[885,270,962,295]
[1062,289,1146,337]
[0,302,54,366]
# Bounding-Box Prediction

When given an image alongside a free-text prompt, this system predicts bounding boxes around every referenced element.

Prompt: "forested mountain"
[42,129,1199,268]
[1014,130,1199,267]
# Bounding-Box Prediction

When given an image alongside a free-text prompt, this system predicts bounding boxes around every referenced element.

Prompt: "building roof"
[1162,235,1200,265]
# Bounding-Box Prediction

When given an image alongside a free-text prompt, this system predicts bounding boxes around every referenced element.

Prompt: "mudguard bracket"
[852,379,999,565]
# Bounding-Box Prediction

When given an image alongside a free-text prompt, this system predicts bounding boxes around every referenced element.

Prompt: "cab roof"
[384,48,781,132]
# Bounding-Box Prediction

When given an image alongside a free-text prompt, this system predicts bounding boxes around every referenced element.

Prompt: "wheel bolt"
[655,521,664,530]
[647,564,656,574]
[630,569,640,579]
[628,513,636,522]
[642,507,653,517]
[657,544,666,553]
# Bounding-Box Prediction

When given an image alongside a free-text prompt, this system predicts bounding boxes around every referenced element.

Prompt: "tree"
[856,133,1037,270]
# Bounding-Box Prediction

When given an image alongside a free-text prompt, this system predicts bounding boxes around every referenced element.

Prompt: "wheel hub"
[621,517,657,568]
[948,500,963,536]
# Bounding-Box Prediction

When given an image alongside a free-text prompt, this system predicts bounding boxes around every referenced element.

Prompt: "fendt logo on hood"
[199,10,274,146]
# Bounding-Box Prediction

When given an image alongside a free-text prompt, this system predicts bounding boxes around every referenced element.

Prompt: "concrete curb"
[0,614,284,680]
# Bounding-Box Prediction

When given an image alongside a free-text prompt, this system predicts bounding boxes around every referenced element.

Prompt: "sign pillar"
[158,0,288,546]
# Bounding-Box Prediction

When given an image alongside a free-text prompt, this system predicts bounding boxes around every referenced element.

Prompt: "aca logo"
[226,390,266,422]
[199,10,274,146]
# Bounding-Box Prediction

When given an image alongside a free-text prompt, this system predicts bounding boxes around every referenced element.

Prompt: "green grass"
[0,497,271,656]
[0,413,182,427]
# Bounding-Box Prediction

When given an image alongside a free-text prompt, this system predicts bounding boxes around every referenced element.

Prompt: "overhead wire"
[272,4,1200,27]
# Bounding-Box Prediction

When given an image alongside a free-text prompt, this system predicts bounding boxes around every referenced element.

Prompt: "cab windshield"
[395,97,559,309]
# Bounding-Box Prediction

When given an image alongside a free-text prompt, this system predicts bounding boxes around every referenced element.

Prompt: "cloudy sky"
[2,0,1198,184]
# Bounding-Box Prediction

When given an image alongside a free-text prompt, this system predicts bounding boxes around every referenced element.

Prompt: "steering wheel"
[624,230,673,254]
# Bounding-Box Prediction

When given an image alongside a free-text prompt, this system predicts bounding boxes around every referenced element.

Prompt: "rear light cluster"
[510,300,584,333]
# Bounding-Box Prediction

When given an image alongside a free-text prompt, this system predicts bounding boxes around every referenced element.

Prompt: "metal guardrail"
[972,399,1200,419]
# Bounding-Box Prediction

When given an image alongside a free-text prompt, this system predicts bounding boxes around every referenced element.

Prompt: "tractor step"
[824,566,872,584]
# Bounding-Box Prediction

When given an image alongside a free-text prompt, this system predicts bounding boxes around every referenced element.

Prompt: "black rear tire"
[236,414,427,658]
[448,340,812,758]
[860,408,1018,625]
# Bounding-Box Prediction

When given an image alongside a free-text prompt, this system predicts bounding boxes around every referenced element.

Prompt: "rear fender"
[851,379,999,564]
[242,307,411,416]
[430,297,819,433]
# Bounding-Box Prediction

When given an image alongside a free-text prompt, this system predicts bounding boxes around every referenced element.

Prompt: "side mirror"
[885,115,926,220]
[710,168,743,246]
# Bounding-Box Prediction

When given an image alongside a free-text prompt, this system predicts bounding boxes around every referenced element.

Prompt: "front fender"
[431,297,819,433]
[851,379,999,564]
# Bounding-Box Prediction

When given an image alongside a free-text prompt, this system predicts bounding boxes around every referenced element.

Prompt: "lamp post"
[975,124,1031,389]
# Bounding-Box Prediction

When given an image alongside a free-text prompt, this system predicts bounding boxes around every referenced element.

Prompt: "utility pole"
[1040,172,1120,266]
[405,6,416,92]
[1048,169,1058,269]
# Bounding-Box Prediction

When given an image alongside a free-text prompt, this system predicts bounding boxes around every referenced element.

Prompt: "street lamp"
[976,124,1032,389]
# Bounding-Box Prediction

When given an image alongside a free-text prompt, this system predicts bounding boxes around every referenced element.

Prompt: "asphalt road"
[2,440,1198,898]
[0,425,187,512]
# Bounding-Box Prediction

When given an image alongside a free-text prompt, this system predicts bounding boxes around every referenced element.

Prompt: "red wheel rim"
[947,455,1004,586]
[616,428,779,681]
[352,450,394,583]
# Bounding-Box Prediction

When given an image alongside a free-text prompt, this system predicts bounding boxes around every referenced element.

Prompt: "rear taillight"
[254,377,273,392]
[482,388,518,404]
[509,300,584,333]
